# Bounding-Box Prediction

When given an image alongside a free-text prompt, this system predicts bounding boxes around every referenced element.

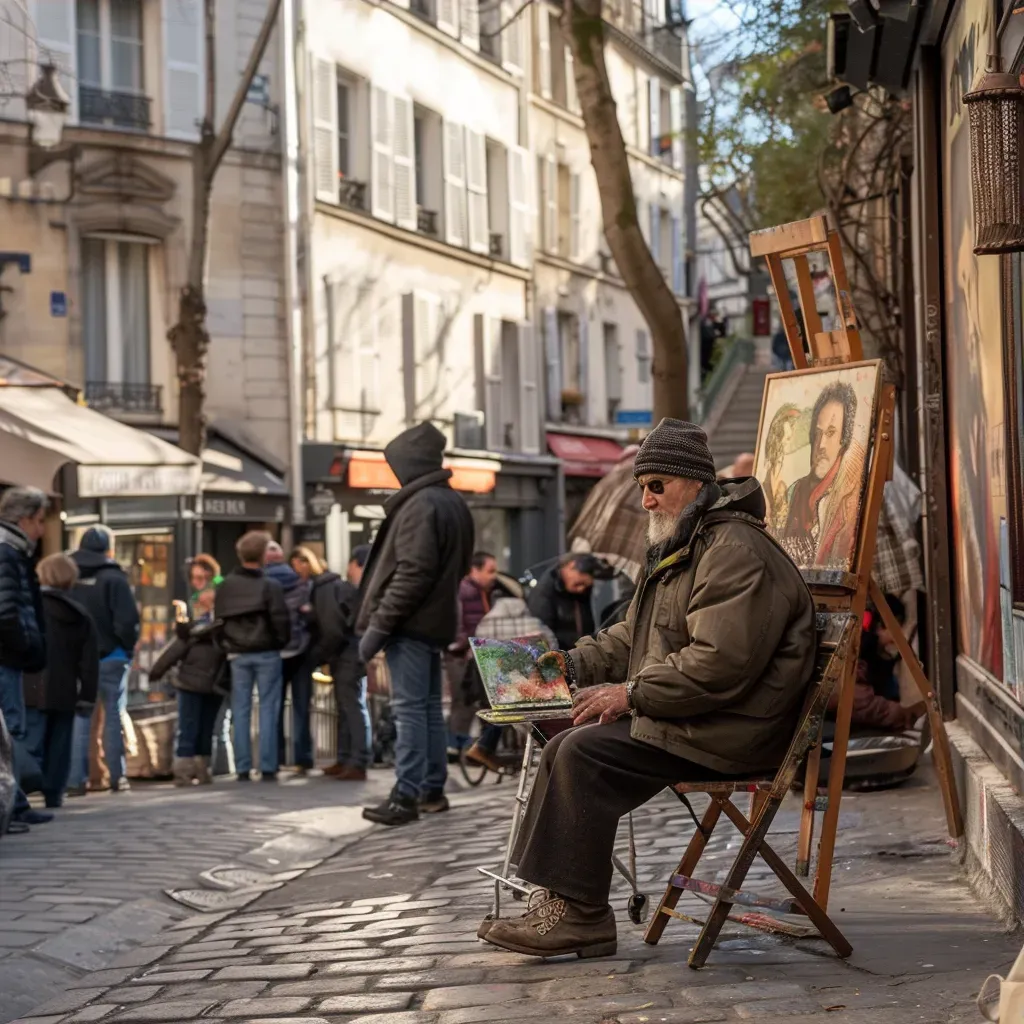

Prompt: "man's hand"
[358,627,388,664]
[572,684,630,726]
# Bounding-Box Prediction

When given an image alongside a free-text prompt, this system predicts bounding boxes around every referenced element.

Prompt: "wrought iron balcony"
[85,381,163,416]
[338,178,367,211]
[79,87,152,131]
[489,233,504,258]
[417,207,439,236]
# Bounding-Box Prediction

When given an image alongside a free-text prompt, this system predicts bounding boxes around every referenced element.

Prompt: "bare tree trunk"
[564,0,688,422]
[168,0,283,456]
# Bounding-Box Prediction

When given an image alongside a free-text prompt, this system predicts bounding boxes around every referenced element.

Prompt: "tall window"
[337,79,351,179]
[76,0,147,129]
[604,323,622,424]
[81,238,152,394]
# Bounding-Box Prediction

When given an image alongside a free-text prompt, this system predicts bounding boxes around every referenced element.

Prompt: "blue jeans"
[230,651,283,774]
[0,665,30,814]
[386,638,447,800]
[24,708,75,806]
[176,690,223,758]
[277,654,313,769]
[98,659,130,784]
[67,711,92,789]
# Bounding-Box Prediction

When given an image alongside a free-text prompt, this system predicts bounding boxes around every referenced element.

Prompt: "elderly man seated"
[481,418,816,960]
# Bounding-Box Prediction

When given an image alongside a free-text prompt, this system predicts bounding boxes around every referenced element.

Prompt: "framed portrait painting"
[753,360,882,575]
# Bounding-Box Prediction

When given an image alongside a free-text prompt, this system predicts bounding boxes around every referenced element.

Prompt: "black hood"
[713,476,767,519]
[72,548,125,580]
[42,588,89,624]
[312,570,341,590]
[384,422,446,486]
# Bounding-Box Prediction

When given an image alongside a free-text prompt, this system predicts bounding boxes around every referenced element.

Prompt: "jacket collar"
[0,521,33,557]
[384,467,453,515]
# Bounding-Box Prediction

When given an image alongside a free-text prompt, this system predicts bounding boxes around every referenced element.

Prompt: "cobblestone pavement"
[5,765,1021,1024]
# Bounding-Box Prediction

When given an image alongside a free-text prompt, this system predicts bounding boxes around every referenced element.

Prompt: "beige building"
[0,0,288,464]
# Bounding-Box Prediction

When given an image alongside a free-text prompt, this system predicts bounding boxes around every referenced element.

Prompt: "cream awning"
[0,386,201,498]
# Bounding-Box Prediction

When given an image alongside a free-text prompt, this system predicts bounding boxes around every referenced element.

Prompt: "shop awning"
[547,433,625,478]
[0,386,201,497]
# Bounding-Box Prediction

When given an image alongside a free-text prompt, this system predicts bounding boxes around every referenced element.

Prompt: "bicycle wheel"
[459,745,489,787]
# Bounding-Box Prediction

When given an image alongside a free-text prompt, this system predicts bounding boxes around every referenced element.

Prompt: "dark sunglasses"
[638,479,666,494]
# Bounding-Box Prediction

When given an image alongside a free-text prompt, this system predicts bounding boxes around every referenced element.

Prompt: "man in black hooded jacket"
[357,422,474,826]
[70,526,140,794]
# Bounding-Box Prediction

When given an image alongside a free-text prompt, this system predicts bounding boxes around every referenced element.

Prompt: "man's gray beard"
[647,510,678,548]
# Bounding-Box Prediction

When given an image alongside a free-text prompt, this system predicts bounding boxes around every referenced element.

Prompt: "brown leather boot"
[482,890,616,959]
[336,766,367,781]
[323,763,347,777]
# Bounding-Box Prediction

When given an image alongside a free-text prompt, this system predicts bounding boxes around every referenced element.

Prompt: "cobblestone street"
[2,764,1018,1024]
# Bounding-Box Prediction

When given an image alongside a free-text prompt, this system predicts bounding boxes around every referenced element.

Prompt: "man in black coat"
[527,554,598,652]
[0,486,50,831]
[71,526,140,794]
[357,422,474,826]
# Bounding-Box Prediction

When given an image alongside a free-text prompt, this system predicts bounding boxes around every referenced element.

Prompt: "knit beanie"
[80,526,113,553]
[633,418,717,483]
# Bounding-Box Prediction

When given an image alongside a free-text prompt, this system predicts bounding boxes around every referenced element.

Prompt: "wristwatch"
[625,680,638,712]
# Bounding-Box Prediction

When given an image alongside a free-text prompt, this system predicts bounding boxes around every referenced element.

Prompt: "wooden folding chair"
[643,611,858,968]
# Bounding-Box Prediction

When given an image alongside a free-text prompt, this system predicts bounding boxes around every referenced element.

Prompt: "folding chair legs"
[644,799,722,945]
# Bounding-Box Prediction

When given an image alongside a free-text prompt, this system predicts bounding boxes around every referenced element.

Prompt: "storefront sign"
[200,493,287,522]
[752,297,771,337]
[615,410,653,427]
[308,486,336,519]
[347,451,497,494]
[78,464,200,498]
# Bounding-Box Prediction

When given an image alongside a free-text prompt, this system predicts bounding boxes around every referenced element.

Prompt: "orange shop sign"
[346,451,498,494]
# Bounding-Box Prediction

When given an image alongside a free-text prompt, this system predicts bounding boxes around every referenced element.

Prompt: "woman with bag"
[22,554,99,809]
[151,584,227,786]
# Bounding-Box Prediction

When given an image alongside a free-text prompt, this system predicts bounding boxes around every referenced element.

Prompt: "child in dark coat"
[23,554,99,808]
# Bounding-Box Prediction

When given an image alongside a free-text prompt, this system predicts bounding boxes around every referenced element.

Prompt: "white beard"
[646,510,678,548]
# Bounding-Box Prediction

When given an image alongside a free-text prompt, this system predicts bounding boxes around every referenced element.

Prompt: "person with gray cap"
[480,418,816,960]
[357,422,474,826]
[69,524,140,795]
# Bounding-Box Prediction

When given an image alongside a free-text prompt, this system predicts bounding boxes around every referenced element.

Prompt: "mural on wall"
[753,362,881,573]
[942,0,1006,681]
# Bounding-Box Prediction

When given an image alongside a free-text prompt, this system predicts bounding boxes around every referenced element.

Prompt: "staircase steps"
[707,365,770,469]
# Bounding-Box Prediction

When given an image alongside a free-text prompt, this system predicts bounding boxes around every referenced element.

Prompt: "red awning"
[547,433,625,478]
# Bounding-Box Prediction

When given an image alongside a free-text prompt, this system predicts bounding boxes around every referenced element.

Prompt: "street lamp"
[25,63,69,151]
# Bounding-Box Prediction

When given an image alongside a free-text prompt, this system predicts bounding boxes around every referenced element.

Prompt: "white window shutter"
[670,85,684,170]
[403,291,439,421]
[461,0,480,50]
[33,1,77,123]
[466,128,489,254]
[444,121,467,246]
[543,307,561,422]
[393,95,416,230]
[313,59,338,203]
[566,46,580,114]
[672,213,683,295]
[544,155,558,254]
[578,316,591,425]
[501,0,523,73]
[536,6,552,99]
[569,172,581,261]
[474,314,504,449]
[508,146,531,268]
[371,85,394,222]
[163,0,204,140]
[357,288,381,411]
[648,77,660,157]
[636,327,652,405]
[518,323,541,454]
[437,0,459,37]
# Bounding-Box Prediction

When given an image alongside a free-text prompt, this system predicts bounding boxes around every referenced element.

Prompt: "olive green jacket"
[568,478,816,775]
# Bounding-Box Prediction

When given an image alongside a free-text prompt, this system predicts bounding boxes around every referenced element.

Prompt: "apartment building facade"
[299,0,695,568]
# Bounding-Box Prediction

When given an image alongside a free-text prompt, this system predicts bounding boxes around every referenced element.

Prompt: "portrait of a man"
[753,363,879,574]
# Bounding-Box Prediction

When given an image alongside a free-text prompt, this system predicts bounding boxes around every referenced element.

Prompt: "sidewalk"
[7,763,1019,1024]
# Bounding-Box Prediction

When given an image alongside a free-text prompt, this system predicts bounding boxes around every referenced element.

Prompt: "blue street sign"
[615,409,653,427]
[50,291,67,317]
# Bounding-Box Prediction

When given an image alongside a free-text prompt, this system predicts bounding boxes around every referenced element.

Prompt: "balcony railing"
[489,233,504,258]
[417,207,439,237]
[85,381,163,416]
[79,87,151,131]
[339,178,367,211]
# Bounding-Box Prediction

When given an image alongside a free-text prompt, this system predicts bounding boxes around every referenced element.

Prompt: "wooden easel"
[749,215,963,911]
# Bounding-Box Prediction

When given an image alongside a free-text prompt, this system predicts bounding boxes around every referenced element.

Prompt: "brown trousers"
[513,719,737,905]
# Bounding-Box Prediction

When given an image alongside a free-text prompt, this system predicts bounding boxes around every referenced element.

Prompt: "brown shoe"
[323,763,347,777]
[466,742,503,774]
[336,766,367,781]
[483,890,616,959]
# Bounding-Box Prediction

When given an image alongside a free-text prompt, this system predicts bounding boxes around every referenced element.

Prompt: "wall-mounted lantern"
[25,64,70,151]
[964,55,1024,255]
